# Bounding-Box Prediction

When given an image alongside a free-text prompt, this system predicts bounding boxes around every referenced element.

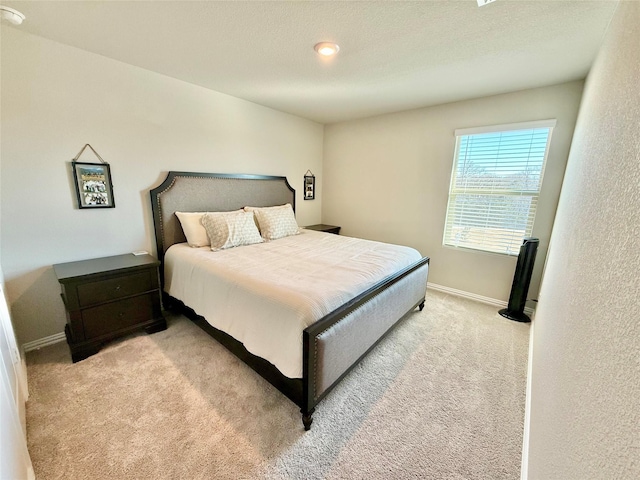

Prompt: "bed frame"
[150,171,429,430]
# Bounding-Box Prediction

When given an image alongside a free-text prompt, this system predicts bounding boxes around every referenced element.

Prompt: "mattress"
[164,229,422,378]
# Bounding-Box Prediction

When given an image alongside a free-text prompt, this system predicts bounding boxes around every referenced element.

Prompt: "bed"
[150,171,429,429]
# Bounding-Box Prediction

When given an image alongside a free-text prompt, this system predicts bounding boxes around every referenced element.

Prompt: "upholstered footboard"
[301,257,429,429]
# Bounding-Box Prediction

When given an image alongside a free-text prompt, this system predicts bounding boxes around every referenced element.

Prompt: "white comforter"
[164,229,422,378]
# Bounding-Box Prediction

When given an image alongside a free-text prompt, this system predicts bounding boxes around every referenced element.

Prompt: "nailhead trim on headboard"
[150,171,295,264]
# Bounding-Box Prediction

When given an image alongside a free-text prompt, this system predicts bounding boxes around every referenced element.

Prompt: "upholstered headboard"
[150,171,295,262]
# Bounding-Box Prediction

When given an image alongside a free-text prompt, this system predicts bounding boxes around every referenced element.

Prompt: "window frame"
[443,119,556,256]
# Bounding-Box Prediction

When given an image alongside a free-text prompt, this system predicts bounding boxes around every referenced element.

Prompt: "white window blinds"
[443,120,555,255]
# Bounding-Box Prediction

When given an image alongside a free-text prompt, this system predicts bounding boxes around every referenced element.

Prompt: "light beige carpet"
[26,290,530,479]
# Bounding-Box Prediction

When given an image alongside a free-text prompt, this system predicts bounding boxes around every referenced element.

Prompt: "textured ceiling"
[3,1,619,123]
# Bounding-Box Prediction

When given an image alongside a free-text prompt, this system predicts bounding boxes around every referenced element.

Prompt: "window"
[443,120,556,255]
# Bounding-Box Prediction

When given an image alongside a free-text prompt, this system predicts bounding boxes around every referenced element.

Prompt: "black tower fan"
[499,237,539,323]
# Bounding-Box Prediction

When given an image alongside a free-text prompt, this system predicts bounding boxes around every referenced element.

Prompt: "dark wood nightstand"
[53,253,167,362]
[304,224,341,235]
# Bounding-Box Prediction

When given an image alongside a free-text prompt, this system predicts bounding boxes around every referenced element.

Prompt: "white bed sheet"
[164,229,422,378]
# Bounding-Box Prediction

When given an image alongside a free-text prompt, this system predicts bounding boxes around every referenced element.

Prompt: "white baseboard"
[427,282,534,315]
[22,332,66,352]
[520,318,535,480]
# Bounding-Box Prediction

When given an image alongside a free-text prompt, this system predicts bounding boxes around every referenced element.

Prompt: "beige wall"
[323,82,583,303]
[526,1,639,478]
[0,29,323,344]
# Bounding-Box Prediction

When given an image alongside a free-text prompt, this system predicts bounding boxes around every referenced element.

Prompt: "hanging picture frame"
[71,144,115,209]
[304,170,315,200]
[72,161,115,208]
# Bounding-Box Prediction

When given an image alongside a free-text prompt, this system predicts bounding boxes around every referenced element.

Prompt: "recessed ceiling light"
[0,5,25,25]
[314,42,340,57]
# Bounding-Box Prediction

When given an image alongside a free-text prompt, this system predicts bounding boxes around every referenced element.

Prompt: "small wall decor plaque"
[71,144,115,208]
[304,170,315,200]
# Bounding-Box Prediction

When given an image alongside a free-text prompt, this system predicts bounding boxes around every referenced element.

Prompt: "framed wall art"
[72,161,115,208]
[304,170,315,200]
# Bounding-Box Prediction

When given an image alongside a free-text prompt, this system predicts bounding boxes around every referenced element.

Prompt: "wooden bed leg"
[419,301,425,311]
[301,408,315,431]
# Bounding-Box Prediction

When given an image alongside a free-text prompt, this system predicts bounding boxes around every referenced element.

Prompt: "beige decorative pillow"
[175,212,212,247]
[201,211,263,251]
[244,204,300,241]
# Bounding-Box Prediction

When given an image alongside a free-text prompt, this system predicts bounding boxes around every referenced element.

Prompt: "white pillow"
[244,204,300,241]
[175,212,211,247]
[201,211,264,251]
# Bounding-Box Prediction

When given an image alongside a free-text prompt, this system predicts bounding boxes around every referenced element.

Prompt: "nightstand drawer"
[77,270,154,307]
[81,292,159,339]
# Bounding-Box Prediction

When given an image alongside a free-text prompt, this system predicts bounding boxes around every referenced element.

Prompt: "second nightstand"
[304,224,341,235]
